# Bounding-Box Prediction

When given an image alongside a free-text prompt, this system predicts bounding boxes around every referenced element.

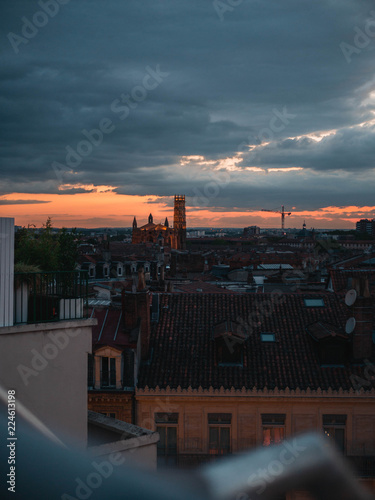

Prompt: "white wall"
[0,217,14,327]
[89,434,159,470]
[0,319,96,447]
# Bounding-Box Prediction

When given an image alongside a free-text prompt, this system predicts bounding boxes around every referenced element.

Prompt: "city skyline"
[1,1,375,228]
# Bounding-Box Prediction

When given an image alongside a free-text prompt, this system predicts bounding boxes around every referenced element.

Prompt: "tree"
[15,218,80,271]
[58,228,79,271]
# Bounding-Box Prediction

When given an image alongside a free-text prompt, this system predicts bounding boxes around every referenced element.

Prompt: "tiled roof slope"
[138,293,375,392]
[91,308,134,350]
[329,269,375,294]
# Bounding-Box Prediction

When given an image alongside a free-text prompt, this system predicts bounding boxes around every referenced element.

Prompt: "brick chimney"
[352,277,373,360]
[122,287,151,361]
[137,267,146,291]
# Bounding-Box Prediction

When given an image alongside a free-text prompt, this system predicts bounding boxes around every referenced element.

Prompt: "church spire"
[164,217,169,228]
[133,216,137,229]
[148,213,153,224]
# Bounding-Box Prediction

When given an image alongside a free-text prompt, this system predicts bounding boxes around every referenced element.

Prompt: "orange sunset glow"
[1,190,374,230]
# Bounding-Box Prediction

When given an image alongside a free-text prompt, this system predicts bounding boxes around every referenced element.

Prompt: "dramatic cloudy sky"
[1,0,375,228]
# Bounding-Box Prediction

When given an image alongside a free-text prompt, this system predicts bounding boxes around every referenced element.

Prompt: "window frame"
[261,413,286,446]
[323,414,346,453]
[208,413,232,455]
[100,356,116,388]
[155,413,178,465]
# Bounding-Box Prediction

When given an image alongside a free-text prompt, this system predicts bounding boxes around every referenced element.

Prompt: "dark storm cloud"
[1,0,375,209]
[0,199,50,205]
[242,124,375,171]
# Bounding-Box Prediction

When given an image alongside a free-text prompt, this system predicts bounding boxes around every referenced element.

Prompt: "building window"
[208,413,231,455]
[155,413,178,466]
[262,414,286,446]
[89,268,94,277]
[323,415,346,452]
[117,267,122,276]
[101,357,116,387]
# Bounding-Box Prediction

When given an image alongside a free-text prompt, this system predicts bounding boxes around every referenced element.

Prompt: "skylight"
[304,298,324,307]
[261,332,276,342]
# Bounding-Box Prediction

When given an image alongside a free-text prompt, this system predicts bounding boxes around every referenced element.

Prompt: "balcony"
[348,456,375,478]
[14,270,89,324]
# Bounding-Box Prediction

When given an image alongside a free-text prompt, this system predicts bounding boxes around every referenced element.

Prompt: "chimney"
[352,277,373,360]
[122,287,151,361]
[137,290,151,361]
[122,292,138,331]
[160,265,165,282]
[137,267,146,291]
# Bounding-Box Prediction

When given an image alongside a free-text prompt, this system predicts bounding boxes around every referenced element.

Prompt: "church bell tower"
[173,194,186,250]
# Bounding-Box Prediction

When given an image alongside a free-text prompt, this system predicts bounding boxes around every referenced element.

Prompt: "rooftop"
[138,292,375,392]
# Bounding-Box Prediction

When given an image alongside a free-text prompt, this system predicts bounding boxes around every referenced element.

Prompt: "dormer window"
[213,321,246,366]
[306,322,349,366]
[101,357,116,387]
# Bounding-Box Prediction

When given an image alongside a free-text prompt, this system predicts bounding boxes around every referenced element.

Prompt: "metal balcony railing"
[14,270,89,324]
[348,456,375,478]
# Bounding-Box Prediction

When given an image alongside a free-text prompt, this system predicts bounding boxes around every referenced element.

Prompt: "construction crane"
[261,205,291,230]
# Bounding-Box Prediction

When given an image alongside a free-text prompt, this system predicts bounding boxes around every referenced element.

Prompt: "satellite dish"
[345,317,356,334]
[345,289,357,307]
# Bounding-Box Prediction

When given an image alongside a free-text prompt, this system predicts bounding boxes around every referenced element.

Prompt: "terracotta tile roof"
[328,269,375,294]
[91,307,134,350]
[306,321,349,341]
[138,293,375,391]
[174,282,237,294]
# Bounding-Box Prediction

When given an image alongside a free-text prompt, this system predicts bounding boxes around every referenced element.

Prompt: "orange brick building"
[87,275,375,497]
[133,280,375,496]
[132,194,186,250]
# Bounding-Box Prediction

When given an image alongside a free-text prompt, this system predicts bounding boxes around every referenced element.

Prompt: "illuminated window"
[323,414,346,452]
[262,414,285,446]
[155,413,178,466]
[208,413,231,455]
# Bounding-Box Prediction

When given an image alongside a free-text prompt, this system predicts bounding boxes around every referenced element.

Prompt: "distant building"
[132,195,186,250]
[243,226,260,237]
[356,219,375,236]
